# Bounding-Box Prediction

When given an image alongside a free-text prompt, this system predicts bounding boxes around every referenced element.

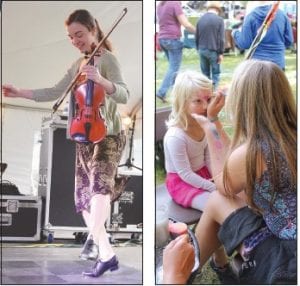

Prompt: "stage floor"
[2,240,142,284]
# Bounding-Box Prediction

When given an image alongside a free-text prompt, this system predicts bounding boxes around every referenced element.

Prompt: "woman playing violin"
[3,9,129,277]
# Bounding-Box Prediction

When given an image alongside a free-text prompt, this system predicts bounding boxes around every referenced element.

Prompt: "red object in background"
[155,32,162,61]
[155,32,162,51]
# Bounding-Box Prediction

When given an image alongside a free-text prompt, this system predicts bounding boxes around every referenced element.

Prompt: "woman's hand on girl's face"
[207,92,225,118]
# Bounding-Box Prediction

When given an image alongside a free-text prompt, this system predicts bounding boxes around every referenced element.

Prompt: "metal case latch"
[7,200,19,213]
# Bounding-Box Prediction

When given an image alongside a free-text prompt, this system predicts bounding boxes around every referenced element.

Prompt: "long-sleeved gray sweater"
[32,50,130,137]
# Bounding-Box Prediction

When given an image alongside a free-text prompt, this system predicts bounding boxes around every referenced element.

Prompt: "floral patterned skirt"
[74,132,126,213]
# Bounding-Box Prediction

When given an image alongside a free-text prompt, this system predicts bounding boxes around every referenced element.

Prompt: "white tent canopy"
[2,1,142,195]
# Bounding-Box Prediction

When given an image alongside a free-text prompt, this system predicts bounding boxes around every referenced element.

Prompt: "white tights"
[82,194,114,261]
[190,191,211,211]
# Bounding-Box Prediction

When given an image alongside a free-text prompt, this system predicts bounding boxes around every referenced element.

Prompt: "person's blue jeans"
[199,48,220,89]
[157,38,183,98]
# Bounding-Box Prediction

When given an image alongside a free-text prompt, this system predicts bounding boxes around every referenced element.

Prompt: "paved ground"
[2,241,142,285]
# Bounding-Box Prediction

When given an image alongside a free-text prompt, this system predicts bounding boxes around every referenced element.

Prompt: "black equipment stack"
[1,163,42,241]
[38,116,142,242]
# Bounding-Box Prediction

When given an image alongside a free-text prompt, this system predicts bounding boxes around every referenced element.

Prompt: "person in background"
[156,1,196,103]
[195,1,225,90]
[192,59,296,284]
[232,1,293,70]
[291,18,297,53]
[3,9,129,278]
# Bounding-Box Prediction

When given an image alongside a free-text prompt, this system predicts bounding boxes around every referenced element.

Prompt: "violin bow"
[52,8,128,114]
[245,1,280,59]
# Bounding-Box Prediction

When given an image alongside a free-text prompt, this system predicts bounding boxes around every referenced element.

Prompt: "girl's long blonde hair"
[166,70,212,130]
[224,60,296,211]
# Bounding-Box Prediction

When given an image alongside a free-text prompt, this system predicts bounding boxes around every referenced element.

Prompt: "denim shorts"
[218,206,297,284]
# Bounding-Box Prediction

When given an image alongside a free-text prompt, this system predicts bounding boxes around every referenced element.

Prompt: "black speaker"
[110,175,143,229]
[39,121,86,230]
[49,127,85,227]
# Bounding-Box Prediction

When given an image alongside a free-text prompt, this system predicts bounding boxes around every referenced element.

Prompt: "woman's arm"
[2,85,34,99]
[197,118,229,182]
[232,14,255,49]
[98,51,130,104]
[284,16,294,48]
[3,60,79,101]
[223,144,247,195]
[177,14,196,34]
[207,91,231,148]
[191,114,247,195]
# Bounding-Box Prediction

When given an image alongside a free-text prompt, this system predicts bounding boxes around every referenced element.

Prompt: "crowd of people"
[156,1,296,284]
[156,1,294,99]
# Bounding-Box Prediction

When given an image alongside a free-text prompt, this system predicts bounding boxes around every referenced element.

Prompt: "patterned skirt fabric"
[74,133,126,213]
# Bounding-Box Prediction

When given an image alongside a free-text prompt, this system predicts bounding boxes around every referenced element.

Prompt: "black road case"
[1,195,42,241]
[39,118,87,240]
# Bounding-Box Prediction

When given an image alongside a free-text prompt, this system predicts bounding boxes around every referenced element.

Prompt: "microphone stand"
[119,114,142,171]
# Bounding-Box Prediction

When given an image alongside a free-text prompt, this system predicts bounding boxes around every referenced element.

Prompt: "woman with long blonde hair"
[191,59,296,284]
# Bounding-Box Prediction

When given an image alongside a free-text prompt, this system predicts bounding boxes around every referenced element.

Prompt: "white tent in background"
[2,1,142,195]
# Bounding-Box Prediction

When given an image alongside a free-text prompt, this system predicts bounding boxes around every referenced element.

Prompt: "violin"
[69,44,106,144]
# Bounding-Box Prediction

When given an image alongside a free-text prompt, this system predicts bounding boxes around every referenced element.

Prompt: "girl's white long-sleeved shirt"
[163,126,216,192]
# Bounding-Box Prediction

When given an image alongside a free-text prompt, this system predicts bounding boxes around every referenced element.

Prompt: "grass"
[155,48,297,284]
[156,49,296,108]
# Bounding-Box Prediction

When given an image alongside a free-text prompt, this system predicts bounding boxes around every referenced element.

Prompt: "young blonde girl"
[164,70,229,211]
[163,70,237,284]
